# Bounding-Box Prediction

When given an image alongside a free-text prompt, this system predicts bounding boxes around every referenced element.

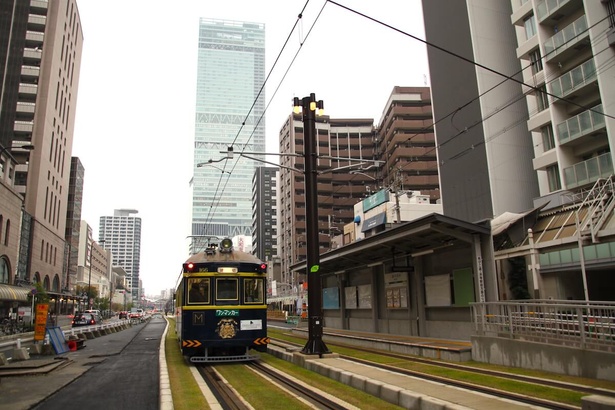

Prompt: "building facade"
[65,156,84,293]
[76,221,109,301]
[510,0,615,206]
[251,166,278,263]
[191,18,266,247]
[99,209,142,301]
[422,0,539,223]
[0,0,84,296]
[377,87,439,202]
[278,114,378,287]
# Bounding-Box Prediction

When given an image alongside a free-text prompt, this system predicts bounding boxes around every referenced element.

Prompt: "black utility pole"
[294,93,331,356]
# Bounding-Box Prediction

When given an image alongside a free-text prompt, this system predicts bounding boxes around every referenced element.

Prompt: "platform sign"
[34,303,49,341]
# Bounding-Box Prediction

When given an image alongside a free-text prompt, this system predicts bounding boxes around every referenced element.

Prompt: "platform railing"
[471,300,615,352]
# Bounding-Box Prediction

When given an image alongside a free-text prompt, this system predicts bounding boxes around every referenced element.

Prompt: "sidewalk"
[0,321,146,410]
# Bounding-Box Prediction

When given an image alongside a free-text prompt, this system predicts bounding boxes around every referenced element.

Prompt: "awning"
[0,284,33,302]
[361,212,387,232]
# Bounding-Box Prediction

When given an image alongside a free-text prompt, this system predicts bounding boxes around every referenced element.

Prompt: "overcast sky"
[72,0,429,296]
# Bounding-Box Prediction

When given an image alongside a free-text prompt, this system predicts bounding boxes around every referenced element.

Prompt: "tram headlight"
[220,238,233,253]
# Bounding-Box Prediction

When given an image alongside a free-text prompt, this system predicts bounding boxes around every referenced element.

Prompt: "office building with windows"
[251,166,278,263]
[0,0,83,296]
[99,209,142,301]
[191,18,266,250]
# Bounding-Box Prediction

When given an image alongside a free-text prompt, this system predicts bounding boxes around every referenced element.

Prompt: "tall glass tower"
[191,18,266,250]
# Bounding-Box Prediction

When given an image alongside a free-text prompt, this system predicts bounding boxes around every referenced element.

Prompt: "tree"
[34,282,49,303]
[508,257,531,300]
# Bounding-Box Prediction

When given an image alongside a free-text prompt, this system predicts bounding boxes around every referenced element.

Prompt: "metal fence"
[471,300,615,352]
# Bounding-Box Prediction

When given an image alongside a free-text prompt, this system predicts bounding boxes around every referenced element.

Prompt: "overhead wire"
[199,1,614,234]
[200,0,327,230]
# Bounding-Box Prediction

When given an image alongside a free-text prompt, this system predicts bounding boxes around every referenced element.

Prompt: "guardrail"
[471,300,615,352]
[0,319,135,359]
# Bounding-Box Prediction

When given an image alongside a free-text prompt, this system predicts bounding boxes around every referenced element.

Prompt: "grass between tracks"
[165,318,209,410]
[165,318,402,409]
[216,355,404,410]
[269,328,615,407]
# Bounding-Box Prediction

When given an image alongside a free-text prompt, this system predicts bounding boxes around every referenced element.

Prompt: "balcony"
[564,152,613,189]
[536,0,582,24]
[27,14,46,31]
[543,15,589,63]
[550,59,597,102]
[16,102,35,121]
[25,30,44,47]
[14,121,34,135]
[23,48,42,64]
[557,105,606,146]
[21,65,40,82]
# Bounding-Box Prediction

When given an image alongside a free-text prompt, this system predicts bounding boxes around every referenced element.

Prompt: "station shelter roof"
[290,213,491,275]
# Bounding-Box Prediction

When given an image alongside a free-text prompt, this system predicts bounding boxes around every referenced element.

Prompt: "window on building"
[524,15,537,40]
[0,258,8,284]
[529,49,543,75]
[537,85,549,111]
[547,165,562,192]
[541,125,555,151]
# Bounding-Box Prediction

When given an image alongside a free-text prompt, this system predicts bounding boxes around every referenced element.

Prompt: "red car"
[118,311,128,319]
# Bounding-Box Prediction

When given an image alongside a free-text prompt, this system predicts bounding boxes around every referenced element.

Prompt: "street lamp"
[87,239,105,309]
[196,162,231,174]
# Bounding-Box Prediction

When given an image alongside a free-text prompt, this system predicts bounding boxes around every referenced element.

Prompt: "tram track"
[197,365,252,410]
[269,336,614,409]
[196,361,358,410]
[248,361,356,410]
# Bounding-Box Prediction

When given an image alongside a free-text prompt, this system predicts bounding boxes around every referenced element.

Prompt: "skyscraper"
[99,209,142,302]
[191,18,266,249]
[0,0,84,292]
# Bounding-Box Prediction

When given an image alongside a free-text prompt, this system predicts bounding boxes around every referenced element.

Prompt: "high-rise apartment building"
[99,209,142,301]
[0,0,83,293]
[509,0,615,205]
[278,114,377,285]
[191,18,266,249]
[251,166,278,262]
[421,0,615,301]
[422,0,539,222]
[377,87,439,201]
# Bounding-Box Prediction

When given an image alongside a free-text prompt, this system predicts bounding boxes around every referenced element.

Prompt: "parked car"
[71,312,98,327]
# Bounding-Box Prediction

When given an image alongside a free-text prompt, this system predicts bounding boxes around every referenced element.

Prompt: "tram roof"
[185,248,262,264]
[290,212,490,275]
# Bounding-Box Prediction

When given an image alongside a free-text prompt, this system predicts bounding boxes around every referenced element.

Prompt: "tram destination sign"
[216,309,239,317]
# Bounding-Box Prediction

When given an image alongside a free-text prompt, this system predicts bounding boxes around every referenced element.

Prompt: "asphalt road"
[32,317,166,410]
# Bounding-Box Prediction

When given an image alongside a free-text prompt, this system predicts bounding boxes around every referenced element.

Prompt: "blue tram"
[174,238,269,362]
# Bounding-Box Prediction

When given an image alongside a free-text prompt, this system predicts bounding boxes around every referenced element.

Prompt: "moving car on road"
[71,312,99,327]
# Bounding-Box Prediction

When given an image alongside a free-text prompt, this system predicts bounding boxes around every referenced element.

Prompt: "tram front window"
[188,278,209,304]
[216,278,238,302]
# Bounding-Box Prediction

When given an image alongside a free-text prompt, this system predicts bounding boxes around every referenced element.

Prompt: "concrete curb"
[268,345,475,410]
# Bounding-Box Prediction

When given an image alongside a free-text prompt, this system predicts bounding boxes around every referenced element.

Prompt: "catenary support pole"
[298,93,330,356]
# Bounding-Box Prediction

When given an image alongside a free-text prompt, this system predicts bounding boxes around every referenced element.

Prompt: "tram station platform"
[291,326,473,362]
